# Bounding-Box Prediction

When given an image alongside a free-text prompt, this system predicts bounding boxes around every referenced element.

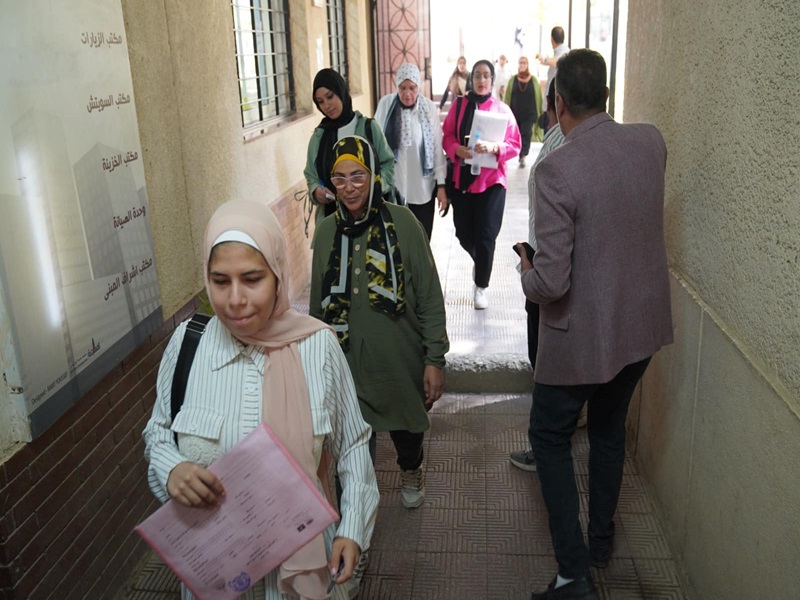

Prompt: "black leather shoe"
[531,575,599,600]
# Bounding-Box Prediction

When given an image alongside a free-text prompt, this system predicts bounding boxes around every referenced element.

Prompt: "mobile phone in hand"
[513,242,535,262]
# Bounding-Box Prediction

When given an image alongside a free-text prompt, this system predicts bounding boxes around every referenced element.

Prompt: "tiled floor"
[363,394,687,599]
[123,156,688,599]
[429,150,532,357]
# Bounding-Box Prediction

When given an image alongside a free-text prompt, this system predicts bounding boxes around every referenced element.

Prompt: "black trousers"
[517,116,535,158]
[451,184,506,288]
[407,199,435,241]
[336,428,425,504]
[369,430,424,471]
[525,299,540,449]
[532,357,651,578]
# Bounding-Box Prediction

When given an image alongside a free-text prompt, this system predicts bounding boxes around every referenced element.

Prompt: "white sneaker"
[474,287,489,309]
[400,467,426,508]
[342,550,369,599]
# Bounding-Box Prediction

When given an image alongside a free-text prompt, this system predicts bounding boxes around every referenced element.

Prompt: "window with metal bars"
[231,0,294,128]
[326,0,347,81]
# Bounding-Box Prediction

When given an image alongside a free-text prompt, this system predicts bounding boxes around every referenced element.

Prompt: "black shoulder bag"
[169,313,212,443]
[444,96,463,203]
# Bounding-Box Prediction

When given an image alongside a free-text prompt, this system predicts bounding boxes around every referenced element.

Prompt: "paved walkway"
[122,158,688,599]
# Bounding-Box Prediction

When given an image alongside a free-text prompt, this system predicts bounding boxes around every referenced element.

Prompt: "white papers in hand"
[465,110,509,170]
[135,423,337,600]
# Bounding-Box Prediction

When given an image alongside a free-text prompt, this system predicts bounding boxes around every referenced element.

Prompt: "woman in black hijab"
[304,69,395,227]
[441,60,522,310]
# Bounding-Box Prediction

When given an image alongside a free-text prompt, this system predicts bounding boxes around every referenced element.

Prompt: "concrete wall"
[625,1,800,597]
[122,0,375,317]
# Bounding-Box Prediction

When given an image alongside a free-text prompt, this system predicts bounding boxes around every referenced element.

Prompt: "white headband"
[212,230,261,252]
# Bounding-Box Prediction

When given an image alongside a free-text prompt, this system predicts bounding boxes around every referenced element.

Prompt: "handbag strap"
[455,95,462,138]
[170,313,212,443]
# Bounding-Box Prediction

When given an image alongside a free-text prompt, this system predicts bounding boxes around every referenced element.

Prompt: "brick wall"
[0,190,313,599]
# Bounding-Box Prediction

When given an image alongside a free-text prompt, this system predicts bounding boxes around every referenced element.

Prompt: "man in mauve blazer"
[517,49,673,600]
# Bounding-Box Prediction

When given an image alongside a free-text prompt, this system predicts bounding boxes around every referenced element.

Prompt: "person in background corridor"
[537,26,570,132]
[438,56,469,109]
[374,63,448,240]
[518,49,673,599]
[509,78,568,473]
[504,56,543,168]
[494,54,511,99]
[442,59,521,310]
[310,135,449,512]
[143,199,378,600]
[305,68,395,230]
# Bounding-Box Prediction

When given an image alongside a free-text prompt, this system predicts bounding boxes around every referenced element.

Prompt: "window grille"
[231,0,294,128]
[327,0,348,80]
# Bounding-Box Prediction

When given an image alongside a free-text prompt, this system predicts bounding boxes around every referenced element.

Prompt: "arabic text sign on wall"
[0,0,162,439]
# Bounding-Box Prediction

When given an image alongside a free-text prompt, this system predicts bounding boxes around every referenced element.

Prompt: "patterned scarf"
[382,63,436,176]
[320,136,405,350]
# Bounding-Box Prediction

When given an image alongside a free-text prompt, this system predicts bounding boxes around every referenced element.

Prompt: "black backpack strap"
[170,313,212,443]
[455,95,463,140]
[364,116,374,146]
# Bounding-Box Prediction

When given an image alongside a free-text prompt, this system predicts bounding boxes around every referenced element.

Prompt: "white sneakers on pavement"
[474,286,489,309]
[399,467,426,508]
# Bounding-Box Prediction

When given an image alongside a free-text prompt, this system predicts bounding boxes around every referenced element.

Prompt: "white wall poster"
[0,0,162,439]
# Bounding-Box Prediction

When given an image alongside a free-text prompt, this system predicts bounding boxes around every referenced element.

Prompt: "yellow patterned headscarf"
[320,136,405,350]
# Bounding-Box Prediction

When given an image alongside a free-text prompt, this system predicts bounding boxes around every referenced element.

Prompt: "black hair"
[555,49,607,117]
[547,78,557,113]
[551,26,565,45]
[470,59,495,84]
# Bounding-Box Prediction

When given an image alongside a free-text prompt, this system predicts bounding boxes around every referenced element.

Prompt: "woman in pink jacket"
[442,59,522,309]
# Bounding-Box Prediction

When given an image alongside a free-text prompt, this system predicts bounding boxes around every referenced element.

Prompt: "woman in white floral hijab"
[373,63,448,240]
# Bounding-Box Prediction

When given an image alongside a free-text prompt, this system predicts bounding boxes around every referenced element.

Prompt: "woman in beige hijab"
[143,200,378,599]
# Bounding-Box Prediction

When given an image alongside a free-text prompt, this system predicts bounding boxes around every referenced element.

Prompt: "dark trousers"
[518,117,535,158]
[369,430,424,471]
[532,357,651,578]
[439,88,450,110]
[451,184,506,288]
[337,428,425,504]
[525,299,540,448]
[408,199,435,241]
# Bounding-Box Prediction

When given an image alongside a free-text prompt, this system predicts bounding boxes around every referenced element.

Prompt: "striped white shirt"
[528,123,567,250]
[143,317,378,600]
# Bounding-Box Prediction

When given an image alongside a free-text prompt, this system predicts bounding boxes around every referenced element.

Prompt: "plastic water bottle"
[470,133,481,175]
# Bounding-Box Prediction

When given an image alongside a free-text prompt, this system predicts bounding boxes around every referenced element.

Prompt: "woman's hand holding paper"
[167,461,225,508]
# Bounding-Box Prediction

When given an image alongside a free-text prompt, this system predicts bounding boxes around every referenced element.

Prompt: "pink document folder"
[136,423,338,599]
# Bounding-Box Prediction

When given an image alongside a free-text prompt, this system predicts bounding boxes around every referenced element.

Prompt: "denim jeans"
[532,357,651,578]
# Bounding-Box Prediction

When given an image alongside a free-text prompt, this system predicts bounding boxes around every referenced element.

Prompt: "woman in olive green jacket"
[310,135,448,510]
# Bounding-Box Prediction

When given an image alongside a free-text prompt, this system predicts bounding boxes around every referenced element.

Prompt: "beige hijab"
[204,200,332,600]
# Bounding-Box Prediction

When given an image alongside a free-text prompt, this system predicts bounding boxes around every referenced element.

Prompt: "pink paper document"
[136,423,337,600]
